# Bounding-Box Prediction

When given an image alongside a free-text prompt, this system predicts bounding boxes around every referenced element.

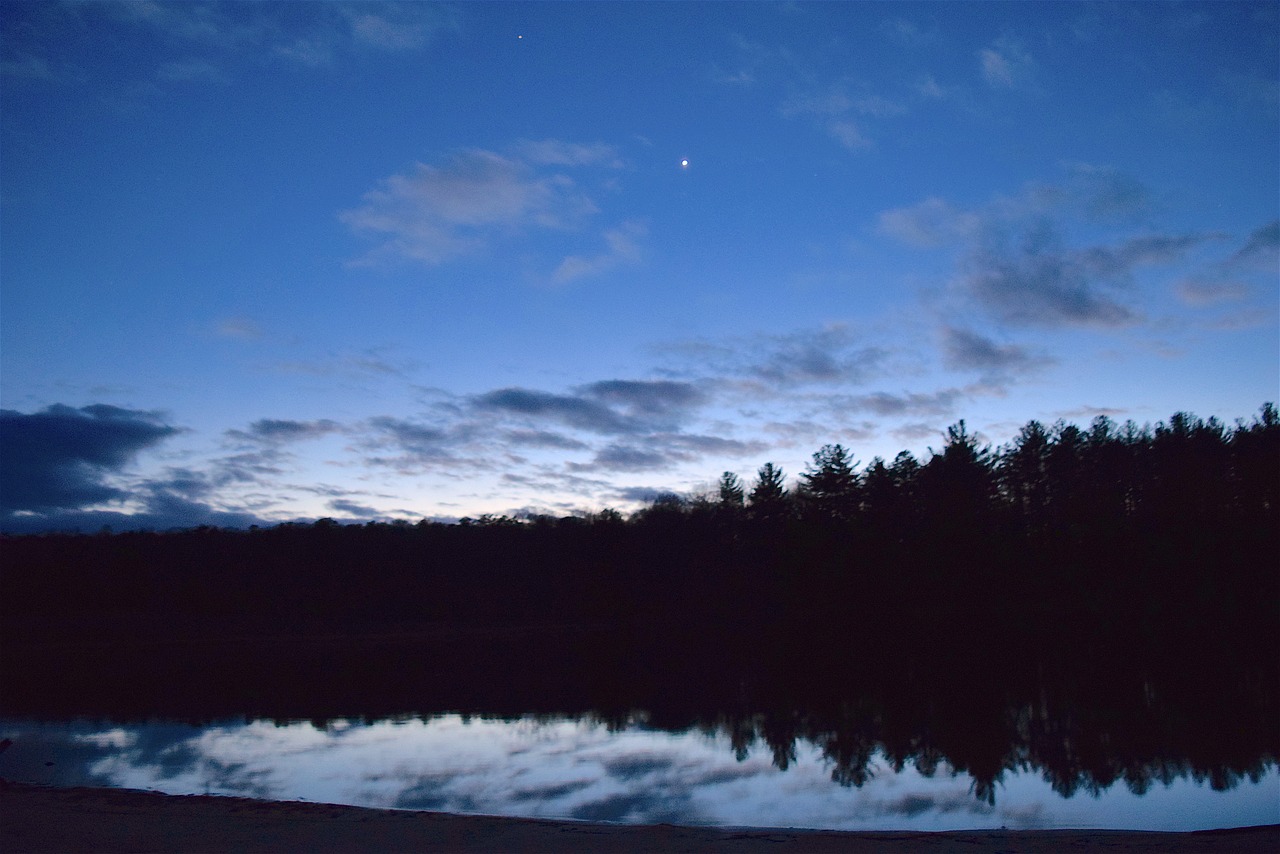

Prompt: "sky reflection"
[2,715,1276,831]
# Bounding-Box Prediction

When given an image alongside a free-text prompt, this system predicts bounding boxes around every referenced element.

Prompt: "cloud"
[783,90,854,118]
[877,197,981,248]
[941,326,1053,376]
[226,418,343,446]
[1229,220,1279,268]
[1,50,58,81]
[474,388,635,435]
[806,380,1002,431]
[512,139,624,168]
[585,445,671,472]
[1063,163,1154,222]
[915,75,948,99]
[1077,233,1221,279]
[880,17,938,46]
[979,49,1014,87]
[749,327,885,387]
[844,389,963,418]
[473,379,706,437]
[0,404,180,518]
[569,791,696,825]
[891,422,941,442]
[327,498,381,518]
[342,4,442,52]
[0,503,265,535]
[342,145,618,267]
[268,350,410,380]
[1176,277,1249,305]
[962,225,1217,328]
[611,486,677,504]
[979,38,1033,89]
[364,416,466,467]
[965,238,1138,327]
[108,1,452,68]
[712,66,756,86]
[782,85,903,152]
[660,325,887,391]
[0,405,285,534]
[213,316,262,339]
[554,220,646,283]
[880,171,1228,327]
[578,379,708,419]
[502,430,590,451]
[876,789,995,818]
[826,120,872,151]
[571,432,767,474]
[1169,221,1276,307]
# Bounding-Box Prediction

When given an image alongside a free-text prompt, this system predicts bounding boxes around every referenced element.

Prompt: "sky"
[2,1,1277,533]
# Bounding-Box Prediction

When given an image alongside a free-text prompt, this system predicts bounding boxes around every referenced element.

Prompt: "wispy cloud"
[473,379,706,437]
[213,316,263,340]
[877,198,981,248]
[941,326,1054,378]
[108,1,454,72]
[842,389,964,418]
[1173,220,1277,306]
[513,139,625,168]
[267,350,412,380]
[964,232,1140,327]
[570,433,766,474]
[879,17,939,46]
[342,4,442,52]
[554,220,647,283]
[226,418,343,446]
[880,170,1224,327]
[782,85,904,152]
[657,325,888,391]
[1230,220,1279,268]
[979,37,1034,89]
[342,144,624,270]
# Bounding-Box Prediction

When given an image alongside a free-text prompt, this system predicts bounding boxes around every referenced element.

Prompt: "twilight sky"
[2,1,1277,532]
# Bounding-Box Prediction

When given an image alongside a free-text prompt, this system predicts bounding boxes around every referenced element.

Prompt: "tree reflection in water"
[2,616,1272,809]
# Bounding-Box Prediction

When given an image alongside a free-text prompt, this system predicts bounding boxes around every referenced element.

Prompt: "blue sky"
[2,1,1277,532]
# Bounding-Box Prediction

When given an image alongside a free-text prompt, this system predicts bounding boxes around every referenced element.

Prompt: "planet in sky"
[0,1,1276,533]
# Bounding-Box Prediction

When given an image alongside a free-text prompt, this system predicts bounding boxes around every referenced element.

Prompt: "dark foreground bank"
[2,784,1277,853]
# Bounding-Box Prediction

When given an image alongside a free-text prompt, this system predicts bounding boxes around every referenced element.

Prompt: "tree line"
[2,404,1275,643]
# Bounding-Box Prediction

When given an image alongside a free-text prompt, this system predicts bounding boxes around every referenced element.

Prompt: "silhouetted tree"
[748,462,790,521]
[717,472,745,508]
[798,443,859,523]
[919,421,994,528]
[1000,420,1051,536]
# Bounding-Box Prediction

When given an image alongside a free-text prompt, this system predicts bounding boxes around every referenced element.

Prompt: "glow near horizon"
[1,1,1276,530]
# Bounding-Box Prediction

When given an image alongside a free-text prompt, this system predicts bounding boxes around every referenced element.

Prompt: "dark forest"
[5,405,1276,637]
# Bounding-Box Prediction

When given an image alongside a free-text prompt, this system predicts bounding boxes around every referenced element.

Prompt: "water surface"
[2,715,1275,831]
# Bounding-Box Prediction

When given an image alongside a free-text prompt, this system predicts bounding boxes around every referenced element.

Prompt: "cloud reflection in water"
[1,715,1275,832]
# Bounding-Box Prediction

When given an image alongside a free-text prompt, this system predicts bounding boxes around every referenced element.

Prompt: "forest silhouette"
[2,405,1276,802]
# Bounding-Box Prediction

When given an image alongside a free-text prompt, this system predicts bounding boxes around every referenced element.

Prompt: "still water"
[2,715,1276,831]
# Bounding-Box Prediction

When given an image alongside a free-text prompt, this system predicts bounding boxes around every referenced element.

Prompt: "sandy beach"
[2,783,1277,853]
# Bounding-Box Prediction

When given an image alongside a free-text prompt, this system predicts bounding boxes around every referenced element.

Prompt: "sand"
[2,782,1277,853]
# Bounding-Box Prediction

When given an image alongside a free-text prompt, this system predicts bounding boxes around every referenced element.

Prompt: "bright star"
[680,159,689,168]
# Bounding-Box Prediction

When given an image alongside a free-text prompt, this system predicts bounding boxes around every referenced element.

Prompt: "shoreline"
[3,783,1278,853]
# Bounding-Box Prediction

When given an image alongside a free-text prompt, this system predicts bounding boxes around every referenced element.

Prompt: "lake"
[2,714,1276,831]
